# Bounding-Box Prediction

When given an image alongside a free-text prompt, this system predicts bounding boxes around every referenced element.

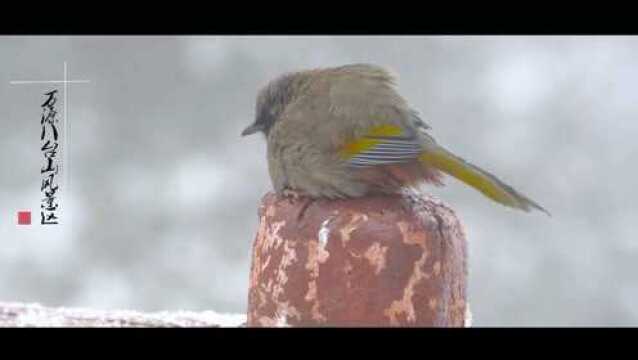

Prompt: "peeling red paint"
[364,242,388,275]
[247,192,468,327]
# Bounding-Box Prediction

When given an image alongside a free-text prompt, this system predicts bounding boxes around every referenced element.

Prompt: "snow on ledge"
[0,301,246,328]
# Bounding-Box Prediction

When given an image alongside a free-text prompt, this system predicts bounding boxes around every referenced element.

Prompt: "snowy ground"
[0,302,246,327]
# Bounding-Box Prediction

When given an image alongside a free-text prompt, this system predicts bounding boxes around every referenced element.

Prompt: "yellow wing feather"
[339,124,549,215]
[419,146,550,215]
[339,124,405,159]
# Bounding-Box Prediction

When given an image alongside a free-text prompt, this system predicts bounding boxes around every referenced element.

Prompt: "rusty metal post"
[247,191,469,327]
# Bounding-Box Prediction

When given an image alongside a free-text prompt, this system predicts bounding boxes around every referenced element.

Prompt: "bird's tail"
[419,144,550,215]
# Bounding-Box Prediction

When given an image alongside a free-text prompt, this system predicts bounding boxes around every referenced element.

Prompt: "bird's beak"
[241,123,263,137]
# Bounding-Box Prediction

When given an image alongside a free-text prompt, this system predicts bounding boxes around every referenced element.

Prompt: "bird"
[241,63,549,215]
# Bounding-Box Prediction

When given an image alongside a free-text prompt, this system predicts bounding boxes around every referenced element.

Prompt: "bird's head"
[241,73,298,137]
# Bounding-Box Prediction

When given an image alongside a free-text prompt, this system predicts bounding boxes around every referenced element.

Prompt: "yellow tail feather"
[419,146,549,215]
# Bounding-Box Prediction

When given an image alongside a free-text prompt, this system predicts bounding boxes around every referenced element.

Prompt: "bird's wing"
[339,124,423,167]
[315,65,428,168]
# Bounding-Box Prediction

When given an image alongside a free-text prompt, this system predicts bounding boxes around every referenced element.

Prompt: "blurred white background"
[1,36,637,326]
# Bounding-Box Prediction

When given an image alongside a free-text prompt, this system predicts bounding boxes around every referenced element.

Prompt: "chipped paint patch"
[257,316,273,326]
[364,242,388,274]
[261,255,271,272]
[265,204,276,218]
[339,213,368,245]
[249,213,275,291]
[278,302,301,325]
[310,301,327,323]
[396,221,427,247]
[433,261,441,276]
[384,221,430,325]
[259,302,301,327]
[450,298,467,323]
[262,221,286,252]
[429,298,438,311]
[304,239,330,323]
[306,240,330,276]
[304,221,334,325]
[305,276,328,323]
[344,260,354,289]
[257,288,267,308]
[305,280,317,302]
[274,313,290,327]
[272,241,297,300]
[258,313,289,327]
[318,214,337,250]
[304,279,327,323]
[311,242,330,271]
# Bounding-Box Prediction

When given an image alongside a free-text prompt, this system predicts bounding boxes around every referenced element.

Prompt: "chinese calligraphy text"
[40,89,60,225]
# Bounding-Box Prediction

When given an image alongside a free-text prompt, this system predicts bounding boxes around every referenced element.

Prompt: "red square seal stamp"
[17,211,31,225]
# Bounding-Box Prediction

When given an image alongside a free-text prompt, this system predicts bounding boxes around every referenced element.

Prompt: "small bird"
[242,63,548,215]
